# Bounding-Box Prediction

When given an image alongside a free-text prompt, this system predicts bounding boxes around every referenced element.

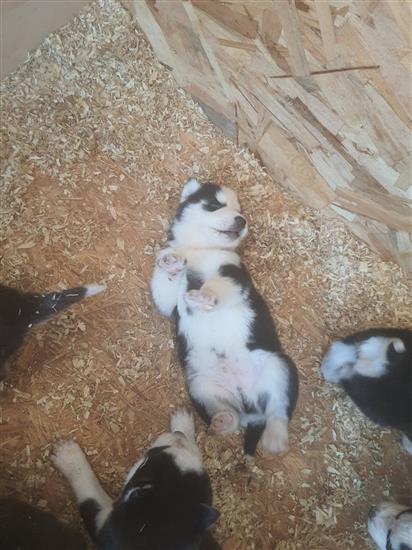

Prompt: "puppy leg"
[51,440,113,539]
[189,377,240,434]
[252,350,296,455]
[261,417,289,454]
[151,247,186,317]
[185,275,243,311]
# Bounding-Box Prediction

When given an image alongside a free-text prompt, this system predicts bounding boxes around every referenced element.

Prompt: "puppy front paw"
[184,289,218,311]
[51,439,88,478]
[157,251,186,276]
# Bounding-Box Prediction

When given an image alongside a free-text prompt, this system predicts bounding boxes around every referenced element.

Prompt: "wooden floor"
[0,2,410,548]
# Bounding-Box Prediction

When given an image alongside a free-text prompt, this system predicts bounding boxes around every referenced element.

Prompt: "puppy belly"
[189,356,260,410]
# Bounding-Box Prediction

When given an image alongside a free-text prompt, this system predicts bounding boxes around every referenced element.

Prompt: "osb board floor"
[0,1,410,549]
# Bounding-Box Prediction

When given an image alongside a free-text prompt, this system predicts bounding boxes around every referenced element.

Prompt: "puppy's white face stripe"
[151,432,204,474]
[354,337,404,378]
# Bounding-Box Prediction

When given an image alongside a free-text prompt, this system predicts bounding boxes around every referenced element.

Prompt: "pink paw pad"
[157,253,186,276]
[210,411,238,434]
[185,289,217,311]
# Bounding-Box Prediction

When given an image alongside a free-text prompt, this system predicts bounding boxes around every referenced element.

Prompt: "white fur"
[402,434,412,456]
[355,337,403,378]
[321,341,357,383]
[181,178,201,202]
[368,502,412,550]
[151,429,203,474]
[84,283,106,297]
[321,336,405,382]
[51,440,112,530]
[170,409,196,441]
[152,184,292,454]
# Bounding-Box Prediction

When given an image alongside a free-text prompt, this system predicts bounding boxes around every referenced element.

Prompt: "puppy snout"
[234,216,246,230]
[368,506,377,521]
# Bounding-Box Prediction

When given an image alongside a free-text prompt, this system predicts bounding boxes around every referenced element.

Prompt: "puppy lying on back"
[52,410,220,550]
[151,179,299,456]
[368,502,412,550]
[0,497,87,550]
[321,328,412,454]
[0,282,105,379]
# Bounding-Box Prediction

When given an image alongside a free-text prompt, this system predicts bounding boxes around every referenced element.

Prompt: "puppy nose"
[235,216,246,230]
[368,506,377,520]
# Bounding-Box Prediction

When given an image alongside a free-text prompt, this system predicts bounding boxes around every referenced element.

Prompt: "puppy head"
[170,179,248,250]
[368,502,412,550]
[109,411,219,549]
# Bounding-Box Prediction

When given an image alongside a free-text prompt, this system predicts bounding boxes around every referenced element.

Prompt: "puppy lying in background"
[368,502,412,550]
[151,179,298,456]
[0,282,105,379]
[321,328,412,454]
[52,409,220,550]
[0,497,86,550]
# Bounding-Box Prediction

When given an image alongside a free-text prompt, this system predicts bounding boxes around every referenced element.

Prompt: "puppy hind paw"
[210,411,239,434]
[261,418,289,455]
[185,289,217,311]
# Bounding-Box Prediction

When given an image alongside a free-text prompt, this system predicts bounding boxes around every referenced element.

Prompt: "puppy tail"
[243,420,266,457]
[27,283,106,326]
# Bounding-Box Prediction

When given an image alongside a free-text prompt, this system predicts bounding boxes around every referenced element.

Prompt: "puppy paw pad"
[185,289,218,310]
[210,411,237,434]
[157,253,186,275]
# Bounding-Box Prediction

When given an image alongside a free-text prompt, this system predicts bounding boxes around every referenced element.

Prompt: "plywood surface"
[127,0,412,274]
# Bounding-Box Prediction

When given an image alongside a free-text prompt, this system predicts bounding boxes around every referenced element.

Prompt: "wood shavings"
[0,1,410,549]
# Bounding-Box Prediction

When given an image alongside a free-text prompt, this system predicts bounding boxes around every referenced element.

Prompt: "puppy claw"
[185,289,218,311]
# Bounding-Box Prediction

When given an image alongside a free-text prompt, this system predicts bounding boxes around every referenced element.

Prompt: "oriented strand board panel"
[0,0,90,79]
[128,0,412,274]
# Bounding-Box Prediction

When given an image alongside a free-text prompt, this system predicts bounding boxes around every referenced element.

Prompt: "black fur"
[173,184,223,224]
[335,328,412,439]
[0,498,86,550]
[176,261,299,455]
[0,283,97,378]
[80,447,220,550]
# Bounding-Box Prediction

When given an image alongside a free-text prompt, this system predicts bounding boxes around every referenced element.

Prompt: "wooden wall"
[0,0,90,79]
[126,0,412,273]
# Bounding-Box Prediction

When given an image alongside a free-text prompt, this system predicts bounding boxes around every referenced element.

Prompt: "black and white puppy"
[368,502,412,550]
[52,410,220,550]
[0,282,105,379]
[0,497,87,550]
[151,179,299,456]
[321,328,412,454]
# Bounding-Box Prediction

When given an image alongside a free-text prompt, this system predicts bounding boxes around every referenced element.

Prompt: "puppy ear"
[196,504,220,532]
[181,178,201,203]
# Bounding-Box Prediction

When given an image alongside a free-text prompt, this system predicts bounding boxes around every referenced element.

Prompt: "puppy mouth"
[217,228,242,239]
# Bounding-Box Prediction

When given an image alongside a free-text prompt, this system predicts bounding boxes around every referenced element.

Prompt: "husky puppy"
[52,410,220,550]
[151,179,299,456]
[0,282,105,379]
[0,497,86,550]
[321,328,412,454]
[368,502,412,550]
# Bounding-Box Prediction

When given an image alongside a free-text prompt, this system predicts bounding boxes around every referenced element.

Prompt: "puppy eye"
[204,201,224,212]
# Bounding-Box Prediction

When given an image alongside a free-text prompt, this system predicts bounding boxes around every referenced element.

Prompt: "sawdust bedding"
[0,1,410,549]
